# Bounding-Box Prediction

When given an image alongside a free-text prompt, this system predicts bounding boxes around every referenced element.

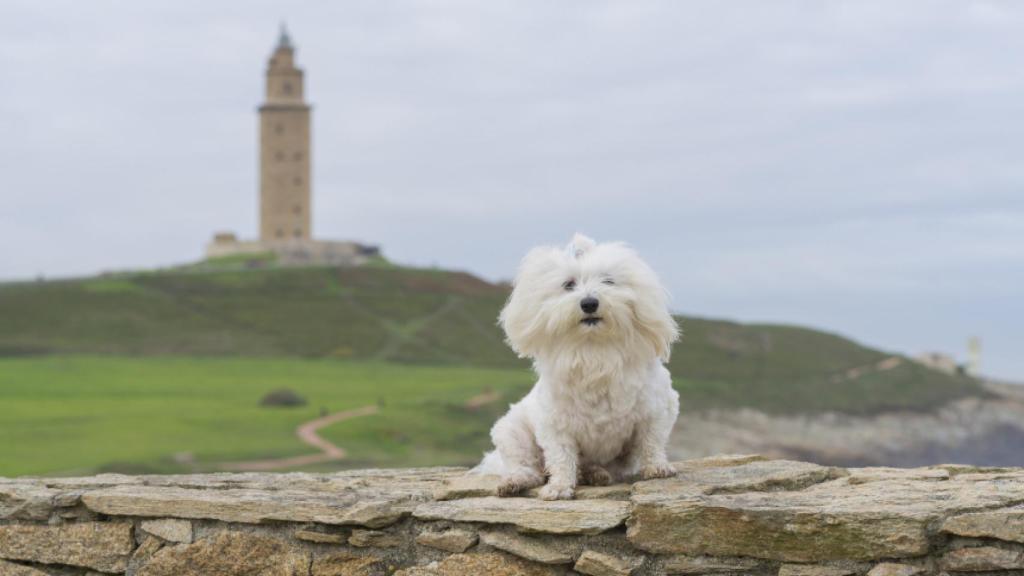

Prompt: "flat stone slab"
[135,531,309,576]
[779,564,859,576]
[941,506,1024,543]
[82,485,412,528]
[942,546,1024,571]
[395,552,562,575]
[0,521,133,573]
[574,550,641,576]
[632,459,845,499]
[846,467,950,485]
[435,474,631,501]
[414,496,631,535]
[628,474,1024,561]
[140,518,193,543]
[660,554,761,574]
[0,559,50,576]
[479,530,576,564]
[865,563,926,576]
[415,528,479,553]
[0,484,61,521]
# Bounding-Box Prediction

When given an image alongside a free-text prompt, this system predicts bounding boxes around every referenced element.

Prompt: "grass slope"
[0,265,983,417]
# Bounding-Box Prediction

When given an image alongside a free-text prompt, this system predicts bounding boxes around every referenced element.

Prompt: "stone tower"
[205,26,379,266]
[259,25,311,242]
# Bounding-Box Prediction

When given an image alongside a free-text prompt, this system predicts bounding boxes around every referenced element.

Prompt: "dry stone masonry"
[3,455,1024,575]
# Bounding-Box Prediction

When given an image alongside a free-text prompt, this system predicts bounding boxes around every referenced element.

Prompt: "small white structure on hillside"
[913,352,959,375]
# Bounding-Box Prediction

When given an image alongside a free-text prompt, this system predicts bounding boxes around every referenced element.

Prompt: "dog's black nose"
[580,297,599,314]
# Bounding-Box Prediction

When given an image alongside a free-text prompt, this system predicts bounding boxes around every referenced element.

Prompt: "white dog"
[475,234,680,500]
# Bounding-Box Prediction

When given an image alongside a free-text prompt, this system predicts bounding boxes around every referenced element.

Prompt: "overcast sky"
[2,1,1022,380]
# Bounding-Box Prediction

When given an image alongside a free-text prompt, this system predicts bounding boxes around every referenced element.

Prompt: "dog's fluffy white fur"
[474,234,680,500]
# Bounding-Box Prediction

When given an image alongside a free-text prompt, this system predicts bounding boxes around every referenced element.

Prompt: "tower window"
[283,82,293,94]
[275,151,284,161]
[275,124,284,134]
[293,177,302,186]
[276,228,284,238]
[293,205,302,214]
[294,228,303,238]
[293,151,303,161]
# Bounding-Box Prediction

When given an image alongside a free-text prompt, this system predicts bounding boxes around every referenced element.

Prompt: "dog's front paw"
[497,470,545,497]
[497,479,526,497]
[640,462,677,480]
[537,483,575,500]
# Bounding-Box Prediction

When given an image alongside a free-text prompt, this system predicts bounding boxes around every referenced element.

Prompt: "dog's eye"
[562,279,576,291]
[602,278,615,286]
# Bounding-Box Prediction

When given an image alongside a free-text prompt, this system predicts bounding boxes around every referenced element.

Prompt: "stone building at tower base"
[205,233,380,267]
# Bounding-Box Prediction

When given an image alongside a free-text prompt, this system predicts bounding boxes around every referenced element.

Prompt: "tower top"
[265,23,302,79]
[277,22,293,50]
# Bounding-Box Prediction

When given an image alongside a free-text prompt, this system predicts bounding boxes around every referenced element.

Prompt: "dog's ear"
[634,301,681,362]
[624,255,681,362]
[500,246,563,358]
[566,233,597,259]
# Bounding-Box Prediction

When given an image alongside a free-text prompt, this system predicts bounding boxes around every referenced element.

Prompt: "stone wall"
[3,455,1024,576]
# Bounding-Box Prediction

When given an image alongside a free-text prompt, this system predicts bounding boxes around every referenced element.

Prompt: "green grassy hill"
[0,356,529,477]
[0,263,984,416]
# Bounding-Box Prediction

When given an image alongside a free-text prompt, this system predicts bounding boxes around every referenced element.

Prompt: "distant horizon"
[1,1,1021,379]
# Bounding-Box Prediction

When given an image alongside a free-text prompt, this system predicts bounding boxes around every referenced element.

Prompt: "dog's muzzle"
[580,297,602,326]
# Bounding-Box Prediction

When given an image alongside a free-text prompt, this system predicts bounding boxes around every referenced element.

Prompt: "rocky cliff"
[670,382,1024,467]
[3,455,1024,575]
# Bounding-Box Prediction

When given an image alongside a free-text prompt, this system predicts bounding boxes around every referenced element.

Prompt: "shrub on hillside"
[259,388,307,408]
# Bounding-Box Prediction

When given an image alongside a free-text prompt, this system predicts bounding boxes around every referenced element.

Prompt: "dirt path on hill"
[464,389,501,409]
[829,356,903,384]
[221,405,379,472]
[371,295,465,362]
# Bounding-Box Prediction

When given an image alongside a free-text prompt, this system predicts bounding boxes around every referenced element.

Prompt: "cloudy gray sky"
[2,1,1022,379]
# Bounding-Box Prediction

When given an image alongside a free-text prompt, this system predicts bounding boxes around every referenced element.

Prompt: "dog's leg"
[537,436,578,500]
[578,463,613,486]
[631,415,677,480]
[491,413,545,497]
